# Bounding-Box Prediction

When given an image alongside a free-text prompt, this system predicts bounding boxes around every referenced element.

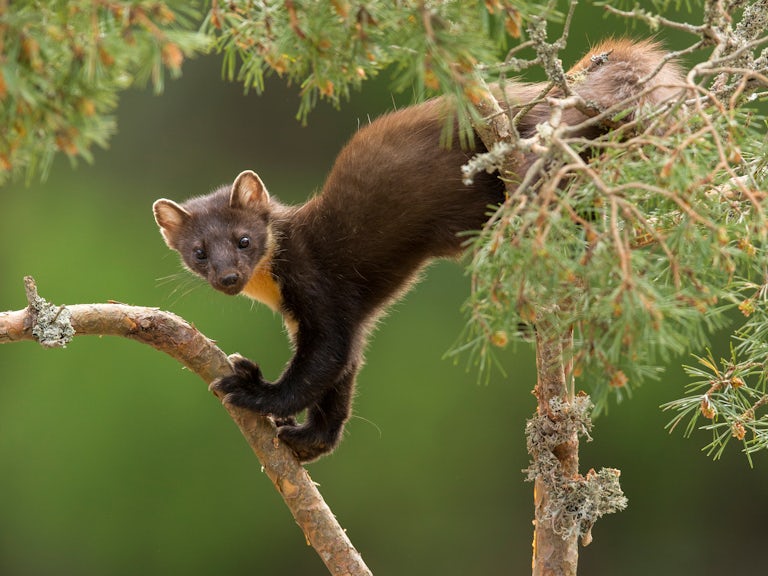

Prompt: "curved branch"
[0,277,372,576]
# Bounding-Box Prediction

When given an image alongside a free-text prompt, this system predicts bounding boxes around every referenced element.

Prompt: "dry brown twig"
[0,276,372,576]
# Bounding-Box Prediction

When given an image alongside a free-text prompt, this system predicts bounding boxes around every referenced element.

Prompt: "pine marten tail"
[566,37,686,117]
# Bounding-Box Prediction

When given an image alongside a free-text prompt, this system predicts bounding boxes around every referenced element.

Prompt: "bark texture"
[531,327,578,576]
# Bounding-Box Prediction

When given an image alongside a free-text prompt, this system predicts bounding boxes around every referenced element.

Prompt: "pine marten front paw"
[211,356,277,415]
[211,356,262,393]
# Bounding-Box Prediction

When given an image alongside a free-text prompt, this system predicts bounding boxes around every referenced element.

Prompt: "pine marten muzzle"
[153,39,685,463]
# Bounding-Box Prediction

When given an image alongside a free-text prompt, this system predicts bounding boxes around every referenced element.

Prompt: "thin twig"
[601,5,707,35]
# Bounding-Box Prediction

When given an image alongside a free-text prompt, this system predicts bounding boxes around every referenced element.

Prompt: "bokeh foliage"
[0,1,207,184]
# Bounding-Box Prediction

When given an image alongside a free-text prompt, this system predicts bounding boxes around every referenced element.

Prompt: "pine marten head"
[153,170,274,297]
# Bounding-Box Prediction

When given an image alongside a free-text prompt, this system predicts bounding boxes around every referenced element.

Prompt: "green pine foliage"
[464,103,768,415]
[203,0,546,123]
[664,272,768,464]
[0,1,208,184]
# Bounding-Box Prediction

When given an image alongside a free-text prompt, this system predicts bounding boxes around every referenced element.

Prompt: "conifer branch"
[0,277,372,576]
[466,15,632,572]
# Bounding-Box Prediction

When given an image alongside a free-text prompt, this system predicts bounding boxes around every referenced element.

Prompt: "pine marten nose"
[221,273,241,287]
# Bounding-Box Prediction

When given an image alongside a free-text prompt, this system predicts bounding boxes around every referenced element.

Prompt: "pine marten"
[153,39,685,462]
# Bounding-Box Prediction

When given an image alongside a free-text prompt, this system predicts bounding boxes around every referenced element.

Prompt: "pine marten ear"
[230,170,270,209]
[153,199,191,249]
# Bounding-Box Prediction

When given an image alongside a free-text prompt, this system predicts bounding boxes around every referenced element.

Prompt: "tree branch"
[0,276,372,576]
[530,324,579,576]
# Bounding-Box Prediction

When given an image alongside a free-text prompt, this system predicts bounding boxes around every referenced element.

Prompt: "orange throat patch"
[239,235,299,341]
[242,263,282,312]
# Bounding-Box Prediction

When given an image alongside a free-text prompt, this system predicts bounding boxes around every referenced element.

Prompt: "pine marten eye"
[237,236,251,249]
[193,247,207,261]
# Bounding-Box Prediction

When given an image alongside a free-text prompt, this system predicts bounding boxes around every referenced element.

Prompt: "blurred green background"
[2,5,767,575]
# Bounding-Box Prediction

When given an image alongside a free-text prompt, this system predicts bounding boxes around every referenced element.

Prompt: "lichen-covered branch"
[0,277,372,576]
[528,325,579,576]
[525,395,627,548]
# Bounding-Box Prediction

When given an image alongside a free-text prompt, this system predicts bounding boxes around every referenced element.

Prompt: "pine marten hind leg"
[277,372,355,463]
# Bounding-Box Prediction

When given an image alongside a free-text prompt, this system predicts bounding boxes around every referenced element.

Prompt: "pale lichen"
[524,395,627,546]
[25,276,74,348]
